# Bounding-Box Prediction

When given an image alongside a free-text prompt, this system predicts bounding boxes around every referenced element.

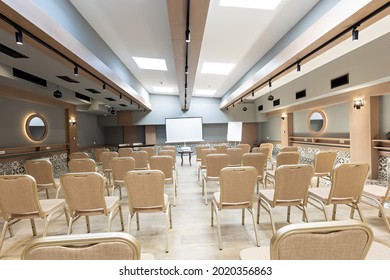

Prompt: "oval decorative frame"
[307,109,327,136]
[25,114,48,141]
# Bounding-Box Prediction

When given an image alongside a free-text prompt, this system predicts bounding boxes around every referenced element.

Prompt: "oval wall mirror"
[25,114,48,141]
[307,110,327,135]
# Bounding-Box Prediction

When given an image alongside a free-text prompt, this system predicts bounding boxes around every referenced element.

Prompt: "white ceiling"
[69,0,319,98]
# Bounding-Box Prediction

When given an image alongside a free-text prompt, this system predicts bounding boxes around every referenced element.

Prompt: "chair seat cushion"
[308,187,330,202]
[259,189,275,204]
[104,196,120,212]
[40,199,66,216]
[363,185,388,201]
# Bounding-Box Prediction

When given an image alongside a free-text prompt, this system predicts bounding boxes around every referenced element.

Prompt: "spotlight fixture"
[103,83,106,91]
[69,118,76,126]
[353,99,364,109]
[74,64,78,76]
[185,65,189,74]
[233,103,235,107]
[138,105,140,109]
[130,100,133,105]
[251,91,254,97]
[281,113,287,120]
[15,29,23,45]
[185,30,191,43]
[119,94,122,99]
[53,85,62,98]
[268,80,274,101]
[352,26,359,41]
[297,61,301,72]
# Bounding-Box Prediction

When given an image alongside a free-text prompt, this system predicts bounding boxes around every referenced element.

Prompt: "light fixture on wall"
[103,83,106,91]
[297,61,301,72]
[352,25,359,41]
[15,29,23,45]
[281,113,287,120]
[353,99,364,109]
[69,118,76,126]
[268,80,274,101]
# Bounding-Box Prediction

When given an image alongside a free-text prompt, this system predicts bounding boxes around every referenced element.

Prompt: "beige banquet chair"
[149,155,177,206]
[124,170,172,253]
[24,159,61,199]
[159,149,178,180]
[211,166,259,250]
[265,152,300,188]
[259,143,274,169]
[100,151,119,190]
[68,152,89,160]
[242,152,267,193]
[251,147,269,170]
[140,146,156,163]
[110,157,136,198]
[214,145,227,154]
[93,147,109,170]
[68,158,97,173]
[22,232,154,260]
[197,148,217,182]
[279,146,298,152]
[118,147,133,157]
[311,150,338,188]
[226,147,244,167]
[307,163,370,221]
[240,220,373,260]
[0,175,69,254]
[202,153,229,205]
[131,150,149,170]
[60,172,124,234]
[237,143,251,153]
[361,182,390,234]
[257,164,313,234]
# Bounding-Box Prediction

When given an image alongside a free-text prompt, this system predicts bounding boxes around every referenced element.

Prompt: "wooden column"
[145,125,157,145]
[349,96,378,178]
[66,107,78,153]
[242,123,258,147]
[281,113,293,147]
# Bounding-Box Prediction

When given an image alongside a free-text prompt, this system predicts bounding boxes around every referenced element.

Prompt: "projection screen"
[165,117,204,143]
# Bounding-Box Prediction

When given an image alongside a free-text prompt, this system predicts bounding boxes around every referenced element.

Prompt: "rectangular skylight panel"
[201,62,235,75]
[133,57,167,71]
[195,89,216,96]
[153,86,174,93]
[219,0,281,10]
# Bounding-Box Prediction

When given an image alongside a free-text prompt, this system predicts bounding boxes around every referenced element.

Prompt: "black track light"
[297,61,301,72]
[233,103,235,107]
[269,80,272,88]
[53,85,62,98]
[185,30,191,43]
[185,65,189,74]
[74,64,78,76]
[268,80,274,101]
[138,105,140,109]
[252,91,254,97]
[130,100,132,105]
[119,94,122,99]
[103,83,106,91]
[352,26,359,41]
[15,30,23,45]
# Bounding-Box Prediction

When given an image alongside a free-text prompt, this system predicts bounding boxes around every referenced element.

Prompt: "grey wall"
[77,112,104,148]
[379,95,390,139]
[0,95,66,147]
[133,95,256,125]
[260,116,281,141]
[104,126,123,145]
[293,103,349,137]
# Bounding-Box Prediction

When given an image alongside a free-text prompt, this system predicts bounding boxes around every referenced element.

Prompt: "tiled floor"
[1,158,389,260]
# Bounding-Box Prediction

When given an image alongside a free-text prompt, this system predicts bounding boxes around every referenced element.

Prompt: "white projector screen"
[165,117,204,143]
[227,122,242,142]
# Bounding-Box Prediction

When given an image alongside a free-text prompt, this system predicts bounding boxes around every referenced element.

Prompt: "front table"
[178,149,193,166]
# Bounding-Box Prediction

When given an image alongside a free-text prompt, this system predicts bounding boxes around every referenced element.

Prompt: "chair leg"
[316,177,320,188]
[172,181,176,207]
[214,204,222,250]
[0,220,10,254]
[248,208,260,247]
[67,216,75,235]
[30,219,37,236]
[127,212,135,234]
[378,203,390,234]
[164,203,171,253]
[355,203,366,223]
[242,209,245,225]
[55,186,61,199]
[45,189,50,199]
[136,212,140,230]
[210,202,214,227]
[287,206,291,223]
[86,216,91,233]
[332,204,337,220]
[203,178,208,205]
[257,199,261,224]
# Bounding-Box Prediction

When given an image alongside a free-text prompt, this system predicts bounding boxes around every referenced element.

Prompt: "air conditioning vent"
[85,88,101,94]
[258,105,263,111]
[296,89,306,99]
[331,74,349,89]
[13,68,46,87]
[0,44,28,58]
[56,76,80,83]
[75,92,91,104]
[105,97,116,102]
[119,104,127,107]
[273,99,280,107]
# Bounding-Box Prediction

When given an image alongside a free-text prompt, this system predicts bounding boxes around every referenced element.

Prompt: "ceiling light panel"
[201,62,235,75]
[219,0,282,10]
[152,86,174,93]
[133,57,167,71]
[195,89,217,96]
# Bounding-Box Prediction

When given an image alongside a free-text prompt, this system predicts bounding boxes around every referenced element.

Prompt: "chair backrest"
[200,148,217,168]
[226,148,244,166]
[195,146,205,162]
[242,153,267,177]
[162,145,176,152]
[22,232,142,260]
[237,143,251,153]
[259,143,273,160]
[280,146,298,152]
[329,163,370,204]
[140,146,156,162]
[131,150,149,170]
[60,172,107,216]
[212,145,226,154]
[218,166,258,210]
[275,152,300,167]
[69,152,89,160]
[273,164,313,207]
[0,175,43,220]
[123,170,165,212]
[101,151,119,171]
[93,148,109,164]
[149,155,174,180]
[270,220,374,260]
[159,149,176,164]
[314,150,338,174]
[205,154,229,178]
[118,147,133,157]
[110,157,136,182]
[24,159,55,185]
[68,158,96,173]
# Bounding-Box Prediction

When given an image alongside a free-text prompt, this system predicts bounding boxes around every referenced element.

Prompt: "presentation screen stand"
[227,122,242,146]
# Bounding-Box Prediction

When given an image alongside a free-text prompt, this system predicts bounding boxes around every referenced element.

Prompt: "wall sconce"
[281,113,287,120]
[69,118,76,126]
[353,99,364,109]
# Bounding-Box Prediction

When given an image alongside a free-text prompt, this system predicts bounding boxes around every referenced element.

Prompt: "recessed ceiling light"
[152,86,174,93]
[195,89,217,96]
[219,0,281,10]
[201,62,235,75]
[133,57,167,71]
